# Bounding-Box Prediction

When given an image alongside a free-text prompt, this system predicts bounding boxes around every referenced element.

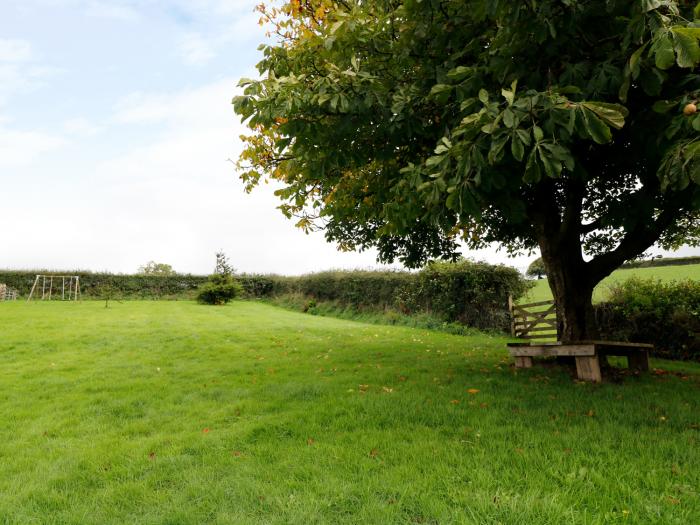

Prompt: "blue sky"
[1,0,697,275]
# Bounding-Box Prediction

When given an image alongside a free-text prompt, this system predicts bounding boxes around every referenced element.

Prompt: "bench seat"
[507,341,653,382]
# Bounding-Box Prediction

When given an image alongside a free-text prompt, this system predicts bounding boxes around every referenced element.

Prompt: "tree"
[234,0,700,341]
[138,261,177,276]
[214,251,234,276]
[527,258,547,280]
[197,252,243,305]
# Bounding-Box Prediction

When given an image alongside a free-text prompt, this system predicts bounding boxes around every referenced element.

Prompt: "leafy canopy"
[235,0,700,268]
[138,261,177,276]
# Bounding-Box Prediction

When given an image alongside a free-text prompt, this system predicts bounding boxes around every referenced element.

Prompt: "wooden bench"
[507,341,653,383]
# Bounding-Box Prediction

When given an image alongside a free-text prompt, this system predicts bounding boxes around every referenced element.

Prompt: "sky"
[0,0,697,276]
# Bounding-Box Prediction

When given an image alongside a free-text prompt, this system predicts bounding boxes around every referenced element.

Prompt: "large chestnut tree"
[234,0,700,341]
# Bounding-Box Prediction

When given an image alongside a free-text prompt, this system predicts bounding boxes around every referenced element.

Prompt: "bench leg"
[575,355,602,383]
[514,356,533,368]
[628,351,650,372]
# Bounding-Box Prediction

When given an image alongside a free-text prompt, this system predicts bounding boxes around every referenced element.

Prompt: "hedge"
[621,256,700,269]
[595,278,700,362]
[0,271,207,299]
[242,261,531,332]
[1,261,530,332]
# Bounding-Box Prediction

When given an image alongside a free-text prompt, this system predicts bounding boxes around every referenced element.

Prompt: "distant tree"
[214,251,234,276]
[197,252,242,305]
[138,261,177,276]
[527,258,547,280]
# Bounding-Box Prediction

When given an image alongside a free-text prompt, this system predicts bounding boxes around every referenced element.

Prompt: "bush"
[196,274,244,305]
[395,260,531,330]
[596,278,700,362]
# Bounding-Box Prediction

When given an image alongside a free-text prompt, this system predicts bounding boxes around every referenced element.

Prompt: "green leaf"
[581,102,628,130]
[693,115,700,131]
[629,44,647,77]
[533,126,544,142]
[511,134,525,161]
[672,28,700,68]
[652,100,677,113]
[524,148,541,184]
[478,89,489,104]
[537,145,563,178]
[430,84,452,95]
[461,113,483,126]
[516,129,532,146]
[447,66,472,82]
[580,107,613,144]
[503,108,515,128]
[502,88,515,106]
[654,35,676,70]
[641,0,662,12]
[488,134,509,164]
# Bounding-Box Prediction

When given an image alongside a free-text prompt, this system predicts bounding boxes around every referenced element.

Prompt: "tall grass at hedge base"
[595,277,700,362]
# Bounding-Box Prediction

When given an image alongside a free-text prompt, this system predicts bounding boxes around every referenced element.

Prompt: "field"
[1,301,700,524]
[524,263,700,303]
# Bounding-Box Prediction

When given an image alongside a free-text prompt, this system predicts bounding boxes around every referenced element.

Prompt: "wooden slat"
[516,299,556,309]
[509,344,596,357]
[514,319,557,328]
[579,340,654,349]
[514,326,557,333]
[512,304,556,317]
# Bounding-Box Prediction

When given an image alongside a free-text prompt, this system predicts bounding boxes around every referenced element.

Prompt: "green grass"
[524,263,700,303]
[1,301,700,524]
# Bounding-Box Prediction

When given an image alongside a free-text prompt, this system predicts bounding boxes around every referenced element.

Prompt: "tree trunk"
[539,240,600,343]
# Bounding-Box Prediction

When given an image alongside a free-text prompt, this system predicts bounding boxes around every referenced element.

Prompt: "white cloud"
[23,77,394,274]
[63,117,101,137]
[0,126,67,168]
[0,39,33,62]
[84,1,140,20]
[179,32,216,65]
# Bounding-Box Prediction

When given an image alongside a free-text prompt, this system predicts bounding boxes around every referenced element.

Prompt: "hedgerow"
[596,278,700,362]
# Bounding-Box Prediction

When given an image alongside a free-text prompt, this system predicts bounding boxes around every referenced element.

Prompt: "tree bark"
[539,239,599,342]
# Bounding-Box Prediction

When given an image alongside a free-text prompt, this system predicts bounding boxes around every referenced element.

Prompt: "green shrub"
[395,260,531,330]
[596,278,700,361]
[196,274,244,305]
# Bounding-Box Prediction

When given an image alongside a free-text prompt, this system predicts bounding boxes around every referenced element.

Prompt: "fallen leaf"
[148,451,156,460]
[369,448,379,458]
[307,438,315,446]
[450,399,460,405]
[586,410,595,417]
[232,450,243,457]
[382,386,394,393]
[202,428,210,434]
[667,496,681,505]
[467,389,480,395]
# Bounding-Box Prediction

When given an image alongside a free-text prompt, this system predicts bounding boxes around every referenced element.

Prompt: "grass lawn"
[1,301,699,524]
[523,263,700,303]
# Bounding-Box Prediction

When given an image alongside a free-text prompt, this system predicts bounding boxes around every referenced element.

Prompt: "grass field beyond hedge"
[524,263,700,303]
[1,301,700,524]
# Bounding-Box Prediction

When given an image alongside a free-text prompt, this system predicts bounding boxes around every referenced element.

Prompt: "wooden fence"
[508,297,558,341]
[0,283,19,301]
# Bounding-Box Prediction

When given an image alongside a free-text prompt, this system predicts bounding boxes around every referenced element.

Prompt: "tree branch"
[587,206,677,282]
